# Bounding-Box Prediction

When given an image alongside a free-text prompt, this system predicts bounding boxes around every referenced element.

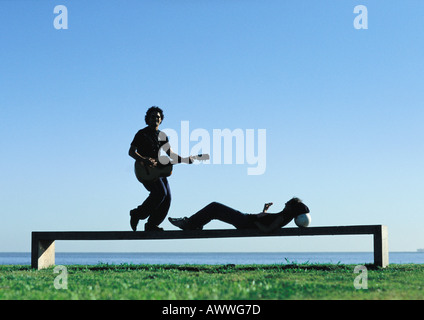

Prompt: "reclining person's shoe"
[168,217,202,230]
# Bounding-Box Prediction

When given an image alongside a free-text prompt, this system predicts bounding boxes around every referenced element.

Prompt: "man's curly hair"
[145,106,164,125]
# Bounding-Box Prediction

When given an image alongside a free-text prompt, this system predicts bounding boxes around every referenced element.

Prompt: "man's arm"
[166,147,193,164]
[128,145,157,166]
[159,132,193,164]
[256,203,273,218]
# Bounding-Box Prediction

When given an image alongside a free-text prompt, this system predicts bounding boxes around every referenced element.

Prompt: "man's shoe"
[131,207,150,220]
[144,223,164,232]
[130,210,139,232]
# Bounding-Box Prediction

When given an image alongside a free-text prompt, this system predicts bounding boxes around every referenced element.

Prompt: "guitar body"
[134,154,209,183]
[134,161,173,183]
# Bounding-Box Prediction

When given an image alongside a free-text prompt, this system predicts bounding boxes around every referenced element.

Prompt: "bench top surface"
[32,225,386,241]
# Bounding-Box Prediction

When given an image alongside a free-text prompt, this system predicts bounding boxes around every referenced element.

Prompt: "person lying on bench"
[168,197,310,233]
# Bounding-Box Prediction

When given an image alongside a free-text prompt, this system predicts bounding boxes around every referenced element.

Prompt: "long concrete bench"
[31,225,388,269]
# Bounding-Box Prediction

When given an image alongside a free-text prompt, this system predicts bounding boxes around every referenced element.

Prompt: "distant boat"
[418,249,424,253]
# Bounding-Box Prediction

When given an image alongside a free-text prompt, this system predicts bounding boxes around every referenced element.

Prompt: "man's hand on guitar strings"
[143,157,158,167]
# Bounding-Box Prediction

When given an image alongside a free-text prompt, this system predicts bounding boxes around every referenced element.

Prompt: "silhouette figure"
[129,106,193,231]
[169,198,310,232]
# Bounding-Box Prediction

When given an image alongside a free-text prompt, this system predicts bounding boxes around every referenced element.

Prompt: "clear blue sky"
[1,1,423,253]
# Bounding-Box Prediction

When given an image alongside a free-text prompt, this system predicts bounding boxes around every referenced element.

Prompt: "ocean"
[1,252,424,266]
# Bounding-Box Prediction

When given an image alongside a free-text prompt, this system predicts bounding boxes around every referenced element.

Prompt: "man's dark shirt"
[130,127,169,159]
[245,213,280,228]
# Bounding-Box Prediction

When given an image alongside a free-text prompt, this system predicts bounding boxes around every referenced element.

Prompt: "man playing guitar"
[128,106,193,231]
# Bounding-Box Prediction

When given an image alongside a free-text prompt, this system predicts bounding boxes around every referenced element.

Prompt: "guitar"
[134,154,210,183]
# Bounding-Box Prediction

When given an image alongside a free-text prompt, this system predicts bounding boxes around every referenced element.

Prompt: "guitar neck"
[171,154,210,165]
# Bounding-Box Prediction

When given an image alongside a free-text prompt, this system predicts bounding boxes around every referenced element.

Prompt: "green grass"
[0,264,423,300]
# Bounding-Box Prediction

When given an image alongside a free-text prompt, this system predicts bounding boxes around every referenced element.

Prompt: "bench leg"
[373,225,388,268]
[31,235,55,270]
